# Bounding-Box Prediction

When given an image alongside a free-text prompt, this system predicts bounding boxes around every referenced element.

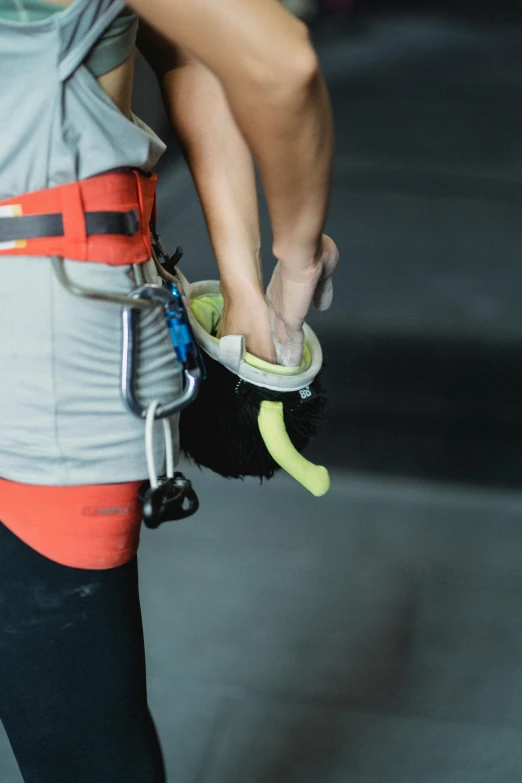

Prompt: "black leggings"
[0,520,166,783]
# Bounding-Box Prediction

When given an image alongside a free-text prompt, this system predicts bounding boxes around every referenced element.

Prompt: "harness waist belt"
[0,170,157,265]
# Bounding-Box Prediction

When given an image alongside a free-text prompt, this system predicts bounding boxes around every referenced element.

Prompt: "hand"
[266,234,339,366]
[217,292,278,364]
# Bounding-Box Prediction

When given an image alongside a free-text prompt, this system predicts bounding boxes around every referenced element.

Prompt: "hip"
[0,254,182,485]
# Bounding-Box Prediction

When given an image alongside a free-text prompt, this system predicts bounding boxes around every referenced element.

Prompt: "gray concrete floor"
[141,470,522,783]
[5,470,522,782]
[3,4,522,781]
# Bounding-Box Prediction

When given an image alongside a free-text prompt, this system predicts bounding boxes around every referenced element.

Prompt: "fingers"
[267,292,305,366]
[272,333,305,367]
[266,234,339,365]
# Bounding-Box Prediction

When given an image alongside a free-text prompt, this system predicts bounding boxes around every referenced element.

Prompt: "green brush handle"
[258,401,330,496]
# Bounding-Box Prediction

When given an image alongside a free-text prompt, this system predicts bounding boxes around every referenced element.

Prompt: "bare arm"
[128,0,334,274]
[139,27,276,361]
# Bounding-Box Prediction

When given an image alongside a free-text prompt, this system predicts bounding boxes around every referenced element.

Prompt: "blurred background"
[3,1,522,781]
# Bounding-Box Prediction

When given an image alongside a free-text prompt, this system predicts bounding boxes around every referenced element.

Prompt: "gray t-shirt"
[0,0,183,485]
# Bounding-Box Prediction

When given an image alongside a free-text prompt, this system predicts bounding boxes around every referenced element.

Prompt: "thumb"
[313,250,338,311]
[313,275,334,311]
[313,236,339,311]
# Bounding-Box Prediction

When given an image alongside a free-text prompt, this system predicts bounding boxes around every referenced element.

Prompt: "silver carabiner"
[121,284,201,420]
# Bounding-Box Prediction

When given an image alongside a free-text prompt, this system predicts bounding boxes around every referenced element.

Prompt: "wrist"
[273,257,323,286]
[219,270,264,302]
[215,240,263,294]
[272,236,323,276]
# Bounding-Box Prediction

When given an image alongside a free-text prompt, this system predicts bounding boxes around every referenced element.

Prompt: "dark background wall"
[134,0,522,489]
[3,5,522,783]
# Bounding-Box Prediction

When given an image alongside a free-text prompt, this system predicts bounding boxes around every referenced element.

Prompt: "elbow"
[289,48,320,94]
[289,27,321,88]
[247,25,320,98]
[278,22,319,89]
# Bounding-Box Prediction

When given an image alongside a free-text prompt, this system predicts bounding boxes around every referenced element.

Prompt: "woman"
[0,1,338,781]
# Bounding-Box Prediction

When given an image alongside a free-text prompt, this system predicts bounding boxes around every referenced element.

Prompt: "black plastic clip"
[150,221,183,276]
[139,472,199,529]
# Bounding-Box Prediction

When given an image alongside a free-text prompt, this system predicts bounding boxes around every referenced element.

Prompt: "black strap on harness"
[0,209,140,241]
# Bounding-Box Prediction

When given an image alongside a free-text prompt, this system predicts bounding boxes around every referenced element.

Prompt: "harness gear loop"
[51,255,155,310]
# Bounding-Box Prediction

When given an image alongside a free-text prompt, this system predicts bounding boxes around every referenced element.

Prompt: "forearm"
[160,58,263,298]
[223,64,334,274]
[129,0,334,276]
